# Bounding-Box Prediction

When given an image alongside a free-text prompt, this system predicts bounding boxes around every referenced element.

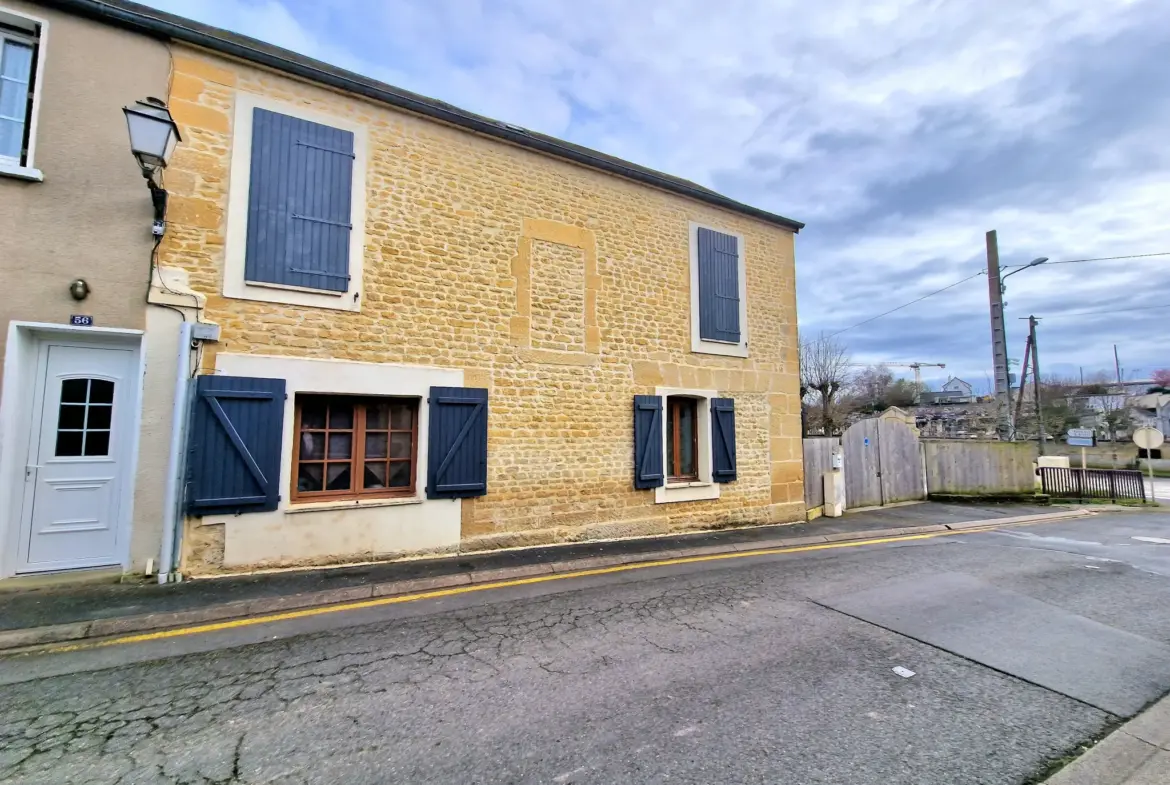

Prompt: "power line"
[828,271,985,337]
[1042,303,1170,319]
[1006,251,1170,271]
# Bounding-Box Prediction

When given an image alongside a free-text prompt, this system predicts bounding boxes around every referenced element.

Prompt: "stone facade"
[160,46,803,571]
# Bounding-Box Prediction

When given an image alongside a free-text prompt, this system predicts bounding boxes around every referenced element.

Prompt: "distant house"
[920,377,976,405]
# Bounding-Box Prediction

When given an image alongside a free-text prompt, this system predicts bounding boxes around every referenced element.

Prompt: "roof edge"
[42,0,804,232]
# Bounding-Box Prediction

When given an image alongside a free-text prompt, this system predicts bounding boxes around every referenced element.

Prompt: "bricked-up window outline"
[666,396,699,482]
[291,395,419,502]
[689,222,749,358]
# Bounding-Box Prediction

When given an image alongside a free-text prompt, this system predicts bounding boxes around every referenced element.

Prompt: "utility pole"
[1114,345,1122,385]
[986,230,1013,439]
[1029,315,1045,455]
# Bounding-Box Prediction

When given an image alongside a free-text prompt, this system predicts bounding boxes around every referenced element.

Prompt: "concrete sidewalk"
[0,501,1075,652]
[1046,694,1170,784]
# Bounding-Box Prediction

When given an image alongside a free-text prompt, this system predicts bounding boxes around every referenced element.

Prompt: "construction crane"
[847,362,947,400]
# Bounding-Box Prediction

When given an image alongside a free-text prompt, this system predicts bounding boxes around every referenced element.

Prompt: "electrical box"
[191,323,221,342]
[831,451,844,470]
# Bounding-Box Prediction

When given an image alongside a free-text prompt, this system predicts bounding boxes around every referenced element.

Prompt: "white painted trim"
[0,323,144,578]
[204,354,463,566]
[0,162,43,181]
[0,7,48,170]
[223,92,368,312]
[655,386,720,504]
[689,221,749,358]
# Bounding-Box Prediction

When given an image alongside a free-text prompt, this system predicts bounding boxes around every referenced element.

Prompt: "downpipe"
[158,321,194,584]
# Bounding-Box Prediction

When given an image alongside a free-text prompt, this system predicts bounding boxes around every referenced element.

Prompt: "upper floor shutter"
[426,387,489,499]
[697,228,741,343]
[245,108,355,293]
[633,395,664,489]
[711,397,737,482]
[186,375,286,515]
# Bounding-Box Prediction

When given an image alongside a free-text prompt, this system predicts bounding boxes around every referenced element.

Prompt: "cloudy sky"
[149,0,1170,390]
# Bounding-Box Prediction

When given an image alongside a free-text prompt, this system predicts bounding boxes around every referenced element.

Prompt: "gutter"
[41,0,803,233]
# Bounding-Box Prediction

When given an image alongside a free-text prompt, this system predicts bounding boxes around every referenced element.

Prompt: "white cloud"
[144,0,1170,379]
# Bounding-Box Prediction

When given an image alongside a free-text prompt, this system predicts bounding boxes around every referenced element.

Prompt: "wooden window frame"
[666,396,699,482]
[291,395,419,503]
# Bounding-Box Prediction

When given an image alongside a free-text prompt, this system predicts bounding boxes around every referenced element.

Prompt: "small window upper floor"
[224,93,368,312]
[689,222,748,357]
[0,6,46,181]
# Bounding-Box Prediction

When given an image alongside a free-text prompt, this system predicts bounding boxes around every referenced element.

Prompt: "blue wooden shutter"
[633,395,664,489]
[186,376,286,515]
[426,387,488,499]
[697,228,741,343]
[711,397,737,482]
[246,108,355,292]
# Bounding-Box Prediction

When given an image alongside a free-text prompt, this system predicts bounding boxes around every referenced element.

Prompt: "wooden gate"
[842,417,925,508]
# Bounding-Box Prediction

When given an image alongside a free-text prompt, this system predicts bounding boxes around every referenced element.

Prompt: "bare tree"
[800,333,852,435]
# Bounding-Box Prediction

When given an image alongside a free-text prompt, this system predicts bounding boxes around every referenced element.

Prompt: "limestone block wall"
[159,45,804,569]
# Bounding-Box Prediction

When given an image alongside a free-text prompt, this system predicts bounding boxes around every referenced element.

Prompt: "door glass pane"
[84,430,110,456]
[328,403,353,429]
[297,463,324,492]
[61,379,89,403]
[327,432,352,459]
[58,404,85,430]
[363,461,386,489]
[86,405,112,430]
[388,461,410,487]
[0,117,20,160]
[390,432,412,459]
[326,463,351,491]
[365,432,387,459]
[666,407,675,477]
[0,77,25,120]
[89,379,115,404]
[55,430,82,457]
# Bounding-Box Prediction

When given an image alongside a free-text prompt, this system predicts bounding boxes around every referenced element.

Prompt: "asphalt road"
[3,511,1170,785]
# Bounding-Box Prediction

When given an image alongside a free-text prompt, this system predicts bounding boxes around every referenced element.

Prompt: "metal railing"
[1038,467,1146,502]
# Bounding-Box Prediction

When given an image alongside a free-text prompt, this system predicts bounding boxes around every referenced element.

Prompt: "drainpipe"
[158,321,193,584]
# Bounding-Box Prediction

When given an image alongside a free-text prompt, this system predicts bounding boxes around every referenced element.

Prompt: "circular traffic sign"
[1133,427,1165,450]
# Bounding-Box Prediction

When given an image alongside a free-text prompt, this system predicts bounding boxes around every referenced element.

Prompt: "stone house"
[0,0,180,583]
[6,0,805,580]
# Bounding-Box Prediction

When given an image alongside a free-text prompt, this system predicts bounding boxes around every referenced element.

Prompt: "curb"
[1045,693,1170,783]
[0,508,1091,653]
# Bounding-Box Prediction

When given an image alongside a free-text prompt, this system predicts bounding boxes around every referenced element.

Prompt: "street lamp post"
[986,227,1047,440]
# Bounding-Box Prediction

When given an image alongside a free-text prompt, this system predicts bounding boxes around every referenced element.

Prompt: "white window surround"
[655,387,720,505]
[689,221,748,358]
[223,92,368,312]
[0,7,47,181]
[203,353,462,567]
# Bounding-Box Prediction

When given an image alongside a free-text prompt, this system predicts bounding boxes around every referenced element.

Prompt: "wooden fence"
[802,437,839,509]
[922,440,1035,494]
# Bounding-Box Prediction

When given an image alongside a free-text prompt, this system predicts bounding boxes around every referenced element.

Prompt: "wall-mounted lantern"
[122,97,181,236]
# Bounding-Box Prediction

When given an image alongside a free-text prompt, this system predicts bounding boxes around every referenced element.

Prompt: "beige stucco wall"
[161,46,805,572]
[0,2,169,365]
[0,2,174,576]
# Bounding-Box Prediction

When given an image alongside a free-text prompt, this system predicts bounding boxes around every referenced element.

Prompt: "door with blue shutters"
[186,376,286,515]
[246,108,355,292]
[426,387,489,499]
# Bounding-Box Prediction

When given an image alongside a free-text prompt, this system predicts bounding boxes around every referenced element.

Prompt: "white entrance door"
[18,343,136,573]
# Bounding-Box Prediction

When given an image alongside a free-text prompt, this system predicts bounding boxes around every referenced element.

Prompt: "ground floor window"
[667,395,699,482]
[292,395,418,501]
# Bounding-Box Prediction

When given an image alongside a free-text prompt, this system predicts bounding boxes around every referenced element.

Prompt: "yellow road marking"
[34,517,1066,654]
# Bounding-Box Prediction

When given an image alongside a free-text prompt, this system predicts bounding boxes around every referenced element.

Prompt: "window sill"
[666,480,711,489]
[285,495,423,514]
[691,340,749,358]
[0,163,44,182]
